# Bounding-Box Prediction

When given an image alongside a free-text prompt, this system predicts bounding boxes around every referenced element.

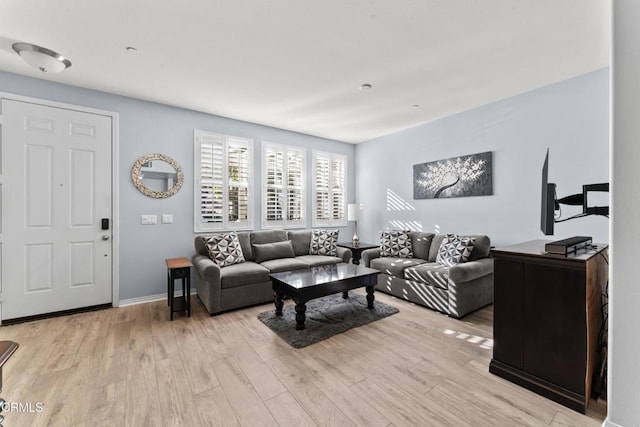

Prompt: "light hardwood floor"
[0,292,606,426]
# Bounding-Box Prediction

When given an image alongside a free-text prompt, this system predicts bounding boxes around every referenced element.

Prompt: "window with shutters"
[312,151,347,227]
[262,142,305,228]
[194,130,253,232]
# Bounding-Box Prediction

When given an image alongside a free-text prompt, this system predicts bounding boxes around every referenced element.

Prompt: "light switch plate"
[141,214,157,225]
[162,214,173,224]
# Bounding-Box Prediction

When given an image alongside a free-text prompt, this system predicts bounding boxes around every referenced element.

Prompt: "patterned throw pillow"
[436,234,475,267]
[205,231,246,267]
[380,230,413,258]
[309,229,339,256]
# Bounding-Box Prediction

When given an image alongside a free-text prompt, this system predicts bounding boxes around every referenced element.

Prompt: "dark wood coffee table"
[269,263,380,330]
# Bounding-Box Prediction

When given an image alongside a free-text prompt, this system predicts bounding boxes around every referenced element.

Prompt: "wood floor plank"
[85,380,128,426]
[352,376,464,427]
[294,350,391,427]
[46,337,108,426]
[156,355,203,426]
[0,297,606,427]
[128,303,154,351]
[194,386,241,427]
[264,391,318,427]
[124,346,163,427]
[266,353,357,427]
[213,356,279,427]
[171,319,221,395]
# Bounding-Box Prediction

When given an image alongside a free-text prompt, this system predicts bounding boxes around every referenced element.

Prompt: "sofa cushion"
[411,232,435,261]
[260,258,309,273]
[288,230,312,256]
[250,229,288,245]
[370,257,427,277]
[309,229,339,256]
[468,235,491,261]
[205,231,246,267]
[237,232,253,261]
[428,234,446,261]
[428,234,491,261]
[252,240,295,263]
[220,262,270,289]
[380,230,413,258]
[436,234,475,267]
[404,263,450,290]
[295,255,343,267]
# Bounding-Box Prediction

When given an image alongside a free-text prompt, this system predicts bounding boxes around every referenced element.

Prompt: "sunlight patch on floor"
[443,328,493,349]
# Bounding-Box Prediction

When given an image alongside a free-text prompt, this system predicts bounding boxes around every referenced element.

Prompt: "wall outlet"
[141,214,157,225]
[162,214,173,224]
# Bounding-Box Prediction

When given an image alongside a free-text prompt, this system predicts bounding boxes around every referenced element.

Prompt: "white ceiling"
[0,1,610,143]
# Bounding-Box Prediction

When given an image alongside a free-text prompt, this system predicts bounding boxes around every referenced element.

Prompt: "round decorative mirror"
[132,153,184,198]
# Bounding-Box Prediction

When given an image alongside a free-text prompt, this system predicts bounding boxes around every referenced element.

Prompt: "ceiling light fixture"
[359,83,373,91]
[12,42,72,73]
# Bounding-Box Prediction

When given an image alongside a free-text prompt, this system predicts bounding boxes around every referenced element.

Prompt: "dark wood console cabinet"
[489,240,608,413]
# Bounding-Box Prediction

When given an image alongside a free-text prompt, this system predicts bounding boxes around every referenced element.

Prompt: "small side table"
[337,242,379,265]
[0,340,18,415]
[166,258,192,320]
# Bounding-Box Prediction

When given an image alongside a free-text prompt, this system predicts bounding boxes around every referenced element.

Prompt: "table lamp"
[347,203,361,247]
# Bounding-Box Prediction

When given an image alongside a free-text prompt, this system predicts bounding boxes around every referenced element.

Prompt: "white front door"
[1,98,113,321]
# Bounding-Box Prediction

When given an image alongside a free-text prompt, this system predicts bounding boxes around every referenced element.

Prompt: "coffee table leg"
[342,291,349,299]
[295,303,306,330]
[366,286,375,309]
[274,292,284,316]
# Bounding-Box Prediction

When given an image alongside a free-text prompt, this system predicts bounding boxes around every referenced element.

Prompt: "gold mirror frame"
[132,153,184,198]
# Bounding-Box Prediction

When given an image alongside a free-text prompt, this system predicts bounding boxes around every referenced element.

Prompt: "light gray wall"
[0,70,355,301]
[608,1,640,426]
[355,68,609,247]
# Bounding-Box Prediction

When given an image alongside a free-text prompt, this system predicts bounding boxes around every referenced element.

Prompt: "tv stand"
[490,240,608,413]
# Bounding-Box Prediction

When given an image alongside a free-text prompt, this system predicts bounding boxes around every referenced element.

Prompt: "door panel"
[1,98,113,321]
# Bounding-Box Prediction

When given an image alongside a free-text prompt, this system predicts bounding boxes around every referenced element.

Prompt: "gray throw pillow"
[436,234,475,267]
[309,229,338,256]
[252,240,296,263]
[380,230,413,258]
[205,231,246,267]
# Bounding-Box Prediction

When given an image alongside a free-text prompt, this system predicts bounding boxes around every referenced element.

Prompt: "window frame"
[194,130,254,232]
[262,142,306,229]
[312,150,347,228]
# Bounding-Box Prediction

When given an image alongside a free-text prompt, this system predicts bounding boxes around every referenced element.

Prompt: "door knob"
[102,235,110,241]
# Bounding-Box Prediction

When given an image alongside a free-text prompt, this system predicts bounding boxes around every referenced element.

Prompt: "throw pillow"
[205,231,245,267]
[436,234,475,267]
[252,240,296,263]
[380,230,413,258]
[309,229,339,256]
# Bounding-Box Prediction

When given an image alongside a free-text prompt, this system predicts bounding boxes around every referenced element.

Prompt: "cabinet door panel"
[522,263,586,394]
[493,259,524,369]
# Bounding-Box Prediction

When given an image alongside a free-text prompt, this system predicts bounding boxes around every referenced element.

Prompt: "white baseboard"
[119,289,197,307]
[602,417,623,427]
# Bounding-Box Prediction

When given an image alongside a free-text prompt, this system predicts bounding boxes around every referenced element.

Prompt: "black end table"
[166,257,192,320]
[337,242,379,265]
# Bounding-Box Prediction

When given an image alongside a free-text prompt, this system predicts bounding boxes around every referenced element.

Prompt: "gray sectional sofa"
[362,232,493,318]
[193,229,352,315]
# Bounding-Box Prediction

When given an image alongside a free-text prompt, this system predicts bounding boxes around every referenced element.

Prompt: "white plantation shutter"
[262,142,305,228]
[195,130,253,232]
[312,151,347,227]
[287,150,304,222]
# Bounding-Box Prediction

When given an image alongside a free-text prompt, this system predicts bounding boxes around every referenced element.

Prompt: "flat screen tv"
[541,149,556,235]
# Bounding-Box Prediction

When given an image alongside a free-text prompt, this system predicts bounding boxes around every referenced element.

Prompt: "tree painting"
[413,152,493,199]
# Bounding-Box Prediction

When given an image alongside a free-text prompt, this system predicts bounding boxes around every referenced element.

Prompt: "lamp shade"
[12,42,72,73]
[347,203,360,221]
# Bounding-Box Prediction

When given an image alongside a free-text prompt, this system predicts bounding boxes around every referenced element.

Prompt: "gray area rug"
[257,293,399,348]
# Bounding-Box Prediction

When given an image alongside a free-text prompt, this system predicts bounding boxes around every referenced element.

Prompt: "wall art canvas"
[413,151,493,199]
